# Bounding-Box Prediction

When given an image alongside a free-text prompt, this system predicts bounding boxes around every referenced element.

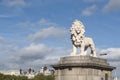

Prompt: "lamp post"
[99,53,107,56]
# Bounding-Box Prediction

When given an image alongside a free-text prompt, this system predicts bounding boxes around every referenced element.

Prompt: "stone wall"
[52,56,115,80]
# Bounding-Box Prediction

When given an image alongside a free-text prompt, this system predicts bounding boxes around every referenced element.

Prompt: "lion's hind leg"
[89,38,97,57]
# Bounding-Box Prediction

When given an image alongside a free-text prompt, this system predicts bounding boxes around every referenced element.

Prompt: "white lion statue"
[70,20,96,57]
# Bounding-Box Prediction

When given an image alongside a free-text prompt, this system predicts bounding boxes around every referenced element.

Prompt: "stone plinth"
[52,56,115,80]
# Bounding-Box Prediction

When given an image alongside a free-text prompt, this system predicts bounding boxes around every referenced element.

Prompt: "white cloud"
[37,18,57,26]
[0,15,11,18]
[17,18,57,28]
[0,43,70,69]
[1,0,30,8]
[28,27,67,41]
[84,0,96,2]
[17,21,36,28]
[81,5,97,17]
[16,18,68,41]
[30,56,60,66]
[17,18,68,41]
[0,43,55,69]
[103,0,120,13]
[99,48,120,61]
[0,36,4,42]
[84,0,103,2]
[15,43,53,60]
[19,43,53,59]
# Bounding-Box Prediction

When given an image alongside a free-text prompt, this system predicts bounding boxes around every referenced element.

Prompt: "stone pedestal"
[52,56,115,80]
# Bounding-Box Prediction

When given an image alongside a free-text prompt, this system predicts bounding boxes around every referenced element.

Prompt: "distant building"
[40,66,54,75]
[19,68,36,79]
[0,66,54,79]
[26,73,35,79]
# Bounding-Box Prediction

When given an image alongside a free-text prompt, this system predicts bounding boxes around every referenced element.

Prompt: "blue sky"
[0,0,120,78]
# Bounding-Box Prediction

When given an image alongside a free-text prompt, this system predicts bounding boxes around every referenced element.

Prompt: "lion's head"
[70,20,85,46]
[70,20,85,35]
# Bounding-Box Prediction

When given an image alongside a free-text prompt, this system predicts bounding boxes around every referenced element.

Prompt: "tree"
[0,72,55,80]
[34,74,54,80]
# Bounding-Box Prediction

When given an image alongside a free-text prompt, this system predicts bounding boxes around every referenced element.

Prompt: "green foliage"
[0,73,54,80]
[0,73,28,80]
[34,74,54,80]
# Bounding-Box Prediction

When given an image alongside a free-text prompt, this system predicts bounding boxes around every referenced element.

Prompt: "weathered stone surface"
[70,20,96,57]
[52,56,115,80]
